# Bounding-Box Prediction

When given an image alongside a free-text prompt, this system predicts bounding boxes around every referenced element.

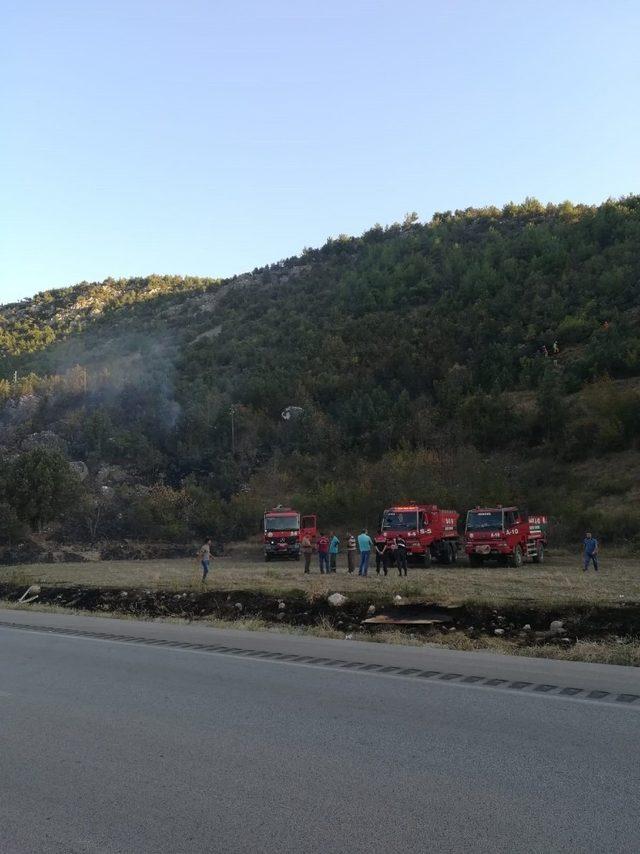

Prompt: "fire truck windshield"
[382,510,418,531]
[466,510,503,532]
[265,515,299,532]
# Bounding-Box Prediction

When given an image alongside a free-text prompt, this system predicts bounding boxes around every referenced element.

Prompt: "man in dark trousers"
[374,532,388,576]
[395,534,408,576]
[583,532,599,572]
[346,533,357,574]
[329,532,340,573]
[316,532,330,574]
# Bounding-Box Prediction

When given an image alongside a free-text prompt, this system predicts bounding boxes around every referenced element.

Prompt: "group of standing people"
[373,531,408,576]
[301,532,345,574]
[301,529,408,577]
[200,530,600,582]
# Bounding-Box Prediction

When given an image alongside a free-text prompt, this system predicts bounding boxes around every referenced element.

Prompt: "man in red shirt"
[316,533,330,574]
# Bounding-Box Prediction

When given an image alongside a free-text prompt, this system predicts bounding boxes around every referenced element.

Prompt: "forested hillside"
[2,197,640,547]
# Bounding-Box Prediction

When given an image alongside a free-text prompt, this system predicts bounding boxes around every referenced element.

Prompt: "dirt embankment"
[1,583,638,647]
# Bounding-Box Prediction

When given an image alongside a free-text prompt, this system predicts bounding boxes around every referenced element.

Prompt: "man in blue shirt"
[357,529,373,576]
[329,533,340,573]
[583,532,599,572]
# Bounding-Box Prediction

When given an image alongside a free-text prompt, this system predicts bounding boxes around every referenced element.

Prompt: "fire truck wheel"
[532,543,544,564]
[510,545,523,568]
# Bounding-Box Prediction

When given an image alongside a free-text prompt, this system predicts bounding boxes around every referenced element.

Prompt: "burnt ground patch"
[1,582,638,647]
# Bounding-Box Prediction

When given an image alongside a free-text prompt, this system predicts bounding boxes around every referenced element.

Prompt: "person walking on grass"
[199,537,212,582]
[583,532,599,572]
[357,529,373,577]
[317,532,330,574]
[301,533,313,574]
[329,532,340,573]
[346,532,357,574]
[396,534,408,577]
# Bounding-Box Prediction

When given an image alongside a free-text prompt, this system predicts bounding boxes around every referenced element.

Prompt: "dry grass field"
[3,549,639,609]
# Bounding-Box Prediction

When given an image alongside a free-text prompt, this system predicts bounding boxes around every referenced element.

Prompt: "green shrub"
[555,315,596,345]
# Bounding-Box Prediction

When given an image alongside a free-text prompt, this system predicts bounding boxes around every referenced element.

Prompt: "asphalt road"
[1,611,639,854]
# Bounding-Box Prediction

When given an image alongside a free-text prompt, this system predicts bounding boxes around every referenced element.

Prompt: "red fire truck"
[464,507,547,567]
[380,503,460,565]
[263,506,317,561]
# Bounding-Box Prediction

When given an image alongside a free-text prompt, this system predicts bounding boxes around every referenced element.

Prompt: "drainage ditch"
[1,583,638,648]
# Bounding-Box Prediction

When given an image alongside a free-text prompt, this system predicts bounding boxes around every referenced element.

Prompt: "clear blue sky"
[2,0,639,304]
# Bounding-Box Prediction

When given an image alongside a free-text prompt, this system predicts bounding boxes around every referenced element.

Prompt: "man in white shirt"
[199,538,212,582]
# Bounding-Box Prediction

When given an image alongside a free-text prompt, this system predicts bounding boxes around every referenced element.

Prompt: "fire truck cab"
[464,507,547,567]
[263,506,317,561]
[380,503,460,565]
